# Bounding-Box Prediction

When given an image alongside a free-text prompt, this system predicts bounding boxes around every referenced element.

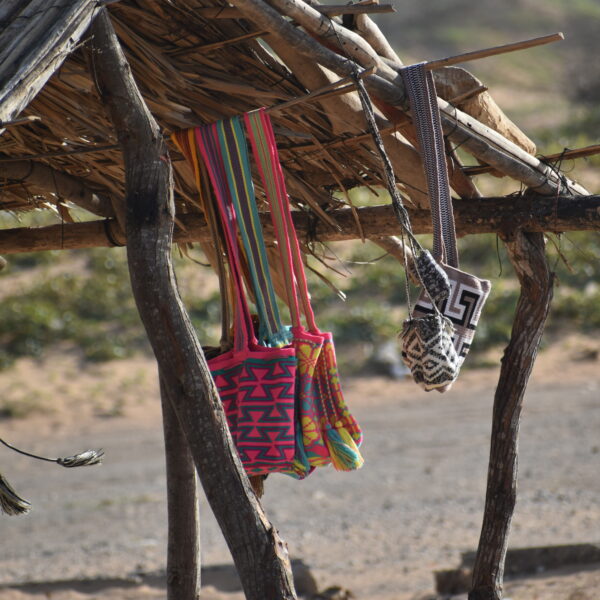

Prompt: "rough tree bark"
[470,231,554,600]
[159,373,200,600]
[90,9,297,600]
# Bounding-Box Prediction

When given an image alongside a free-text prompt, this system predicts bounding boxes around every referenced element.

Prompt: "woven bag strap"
[244,108,319,334]
[401,63,459,268]
[172,129,234,351]
[215,116,288,347]
[195,123,255,352]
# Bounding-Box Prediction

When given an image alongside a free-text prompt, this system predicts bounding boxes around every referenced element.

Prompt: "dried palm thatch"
[0,0,595,251]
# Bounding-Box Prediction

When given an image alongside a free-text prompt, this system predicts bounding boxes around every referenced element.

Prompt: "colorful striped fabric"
[244,108,364,472]
[208,118,290,348]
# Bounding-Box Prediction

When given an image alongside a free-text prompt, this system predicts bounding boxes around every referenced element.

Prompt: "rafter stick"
[448,84,488,106]
[196,2,394,19]
[267,66,375,114]
[282,86,485,157]
[1,195,598,254]
[426,32,564,71]
[168,30,269,56]
[0,160,115,218]
[464,144,600,176]
[0,144,119,162]
[0,115,41,128]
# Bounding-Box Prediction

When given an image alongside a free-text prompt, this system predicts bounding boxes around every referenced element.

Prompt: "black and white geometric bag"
[400,63,491,392]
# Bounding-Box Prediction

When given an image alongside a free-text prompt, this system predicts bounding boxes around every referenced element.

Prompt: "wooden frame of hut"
[0,2,598,599]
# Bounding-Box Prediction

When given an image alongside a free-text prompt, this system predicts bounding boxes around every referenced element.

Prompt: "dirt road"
[0,340,598,599]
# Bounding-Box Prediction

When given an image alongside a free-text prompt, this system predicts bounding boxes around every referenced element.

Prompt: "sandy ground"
[0,335,598,599]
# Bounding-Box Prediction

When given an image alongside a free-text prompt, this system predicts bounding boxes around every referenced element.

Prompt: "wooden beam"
[196,3,395,19]
[0,0,100,123]
[1,195,598,254]
[0,160,115,218]
[464,144,600,176]
[90,10,297,600]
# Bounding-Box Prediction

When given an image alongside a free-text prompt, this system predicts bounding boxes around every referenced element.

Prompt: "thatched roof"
[0,0,595,243]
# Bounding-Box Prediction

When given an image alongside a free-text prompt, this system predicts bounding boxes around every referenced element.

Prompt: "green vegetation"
[0,246,222,369]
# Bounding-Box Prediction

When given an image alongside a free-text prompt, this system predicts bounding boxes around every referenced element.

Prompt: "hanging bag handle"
[215,117,290,347]
[195,124,256,353]
[401,63,459,268]
[244,108,319,334]
[171,130,233,352]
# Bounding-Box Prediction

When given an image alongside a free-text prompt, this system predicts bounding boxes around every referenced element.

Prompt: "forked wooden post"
[90,10,297,600]
[470,231,554,600]
[160,373,200,600]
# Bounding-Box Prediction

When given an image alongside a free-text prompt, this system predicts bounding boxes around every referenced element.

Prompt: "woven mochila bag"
[193,120,298,476]
[400,63,491,392]
[245,108,364,474]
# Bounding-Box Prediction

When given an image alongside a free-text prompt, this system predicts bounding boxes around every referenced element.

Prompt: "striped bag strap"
[244,108,319,334]
[215,116,290,348]
[401,63,459,268]
[171,129,233,352]
[195,123,255,353]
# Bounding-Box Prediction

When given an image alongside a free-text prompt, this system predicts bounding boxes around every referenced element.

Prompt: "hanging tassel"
[324,422,364,472]
[56,450,105,468]
[0,437,103,468]
[0,473,31,516]
[249,475,266,498]
[290,429,312,479]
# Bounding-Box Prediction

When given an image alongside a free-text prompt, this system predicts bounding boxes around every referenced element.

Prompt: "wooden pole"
[160,373,200,600]
[0,0,100,123]
[90,10,297,600]
[463,144,600,176]
[426,32,564,71]
[0,160,115,218]
[470,231,554,600]
[196,3,395,19]
[0,195,598,254]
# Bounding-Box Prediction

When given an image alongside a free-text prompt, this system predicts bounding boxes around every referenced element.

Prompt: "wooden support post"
[470,231,554,600]
[90,10,297,600]
[160,373,200,600]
